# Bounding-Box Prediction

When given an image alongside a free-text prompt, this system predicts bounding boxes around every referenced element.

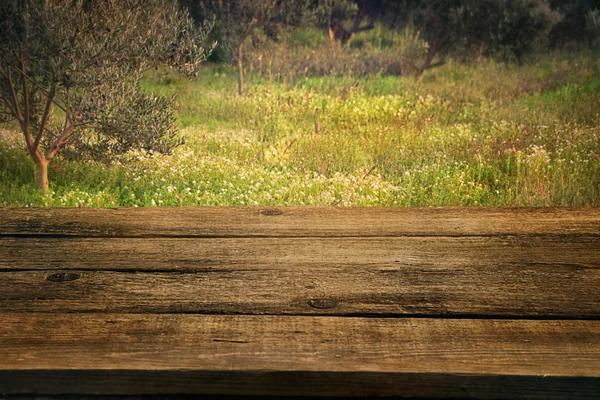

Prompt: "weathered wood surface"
[2,313,600,398]
[1,237,598,317]
[1,207,599,399]
[1,206,599,237]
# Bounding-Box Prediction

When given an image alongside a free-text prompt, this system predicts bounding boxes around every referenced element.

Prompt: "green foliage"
[196,0,312,95]
[408,0,561,64]
[0,0,212,190]
[314,0,359,41]
[395,26,430,76]
[60,87,181,162]
[289,27,328,48]
[549,0,600,46]
[482,0,562,59]
[349,24,429,75]
[313,0,404,45]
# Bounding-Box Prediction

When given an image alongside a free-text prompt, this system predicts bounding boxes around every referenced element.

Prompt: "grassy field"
[1,50,599,207]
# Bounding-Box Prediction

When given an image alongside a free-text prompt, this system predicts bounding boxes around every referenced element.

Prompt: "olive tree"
[0,0,212,192]
[409,0,560,75]
[198,0,311,96]
[549,0,598,46]
[317,0,361,45]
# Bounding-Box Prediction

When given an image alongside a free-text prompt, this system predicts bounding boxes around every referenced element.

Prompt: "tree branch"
[423,59,447,70]
[0,90,18,121]
[19,48,33,155]
[243,18,258,41]
[6,66,33,151]
[12,49,24,64]
[349,7,366,34]
[4,67,24,122]
[32,86,56,153]
[232,18,257,63]
[352,18,375,34]
[47,123,76,160]
[340,8,374,44]
[0,54,68,114]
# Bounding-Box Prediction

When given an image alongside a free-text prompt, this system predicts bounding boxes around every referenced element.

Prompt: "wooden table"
[1,207,599,399]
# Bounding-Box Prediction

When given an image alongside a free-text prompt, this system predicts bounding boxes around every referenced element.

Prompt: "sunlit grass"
[1,51,599,207]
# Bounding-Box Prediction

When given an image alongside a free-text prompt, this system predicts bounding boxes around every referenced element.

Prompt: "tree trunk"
[476,43,484,64]
[34,158,49,193]
[340,7,377,47]
[418,42,438,77]
[327,26,336,46]
[340,31,353,47]
[236,43,244,96]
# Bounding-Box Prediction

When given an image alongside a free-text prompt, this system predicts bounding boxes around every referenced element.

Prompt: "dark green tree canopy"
[0,0,213,191]
[310,0,560,70]
[549,0,600,45]
[395,0,560,74]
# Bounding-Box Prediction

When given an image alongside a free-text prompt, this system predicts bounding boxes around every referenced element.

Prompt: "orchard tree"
[198,0,311,96]
[474,0,561,60]
[549,0,599,46]
[409,0,560,75]
[317,0,361,45]
[587,8,600,45]
[0,0,212,192]
[316,0,404,46]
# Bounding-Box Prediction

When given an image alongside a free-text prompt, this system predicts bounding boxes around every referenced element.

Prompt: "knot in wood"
[261,208,283,216]
[308,298,338,309]
[47,272,80,283]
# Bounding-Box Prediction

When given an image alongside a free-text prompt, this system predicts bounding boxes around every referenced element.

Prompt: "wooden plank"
[1,207,598,237]
[1,236,598,272]
[2,268,597,317]
[1,237,597,317]
[2,313,599,398]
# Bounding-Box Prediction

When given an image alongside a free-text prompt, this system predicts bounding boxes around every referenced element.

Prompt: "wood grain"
[2,313,599,398]
[1,207,599,398]
[1,236,598,272]
[1,236,598,317]
[1,207,598,237]
[1,262,598,317]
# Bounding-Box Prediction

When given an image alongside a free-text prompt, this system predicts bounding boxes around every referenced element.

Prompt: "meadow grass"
[1,51,598,207]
